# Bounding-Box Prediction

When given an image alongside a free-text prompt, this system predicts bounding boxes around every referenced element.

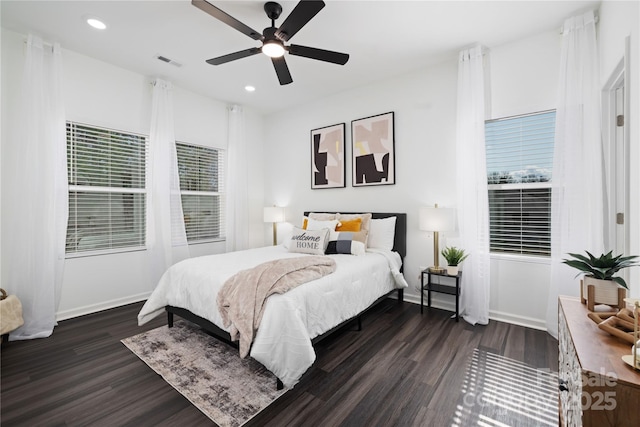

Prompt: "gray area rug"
[122,320,287,427]
[453,348,558,426]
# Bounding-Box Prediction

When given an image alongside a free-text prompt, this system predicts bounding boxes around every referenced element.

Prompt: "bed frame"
[165,212,407,390]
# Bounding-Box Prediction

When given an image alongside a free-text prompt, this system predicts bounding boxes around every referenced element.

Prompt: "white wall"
[0,28,265,320]
[490,31,561,119]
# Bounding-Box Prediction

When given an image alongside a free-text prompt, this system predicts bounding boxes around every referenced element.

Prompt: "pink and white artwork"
[311,123,346,189]
[351,112,395,186]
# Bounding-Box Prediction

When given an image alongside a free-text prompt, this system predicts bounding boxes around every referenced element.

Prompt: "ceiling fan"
[192,0,349,85]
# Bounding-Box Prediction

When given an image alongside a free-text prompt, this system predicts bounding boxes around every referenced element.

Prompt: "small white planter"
[446,265,459,276]
[582,276,623,306]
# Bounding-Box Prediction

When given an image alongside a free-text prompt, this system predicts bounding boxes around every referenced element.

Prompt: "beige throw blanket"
[217,256,336,358]
[0,295,24,335]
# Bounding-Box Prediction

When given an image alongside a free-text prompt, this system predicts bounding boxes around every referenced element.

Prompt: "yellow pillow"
[337,213,372,232]
[336,218,362,232]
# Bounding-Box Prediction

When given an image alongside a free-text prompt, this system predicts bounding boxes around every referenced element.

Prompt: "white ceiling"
[2,0,600,115]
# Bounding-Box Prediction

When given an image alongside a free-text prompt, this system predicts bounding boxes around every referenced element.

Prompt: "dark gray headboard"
[303,212,407,262]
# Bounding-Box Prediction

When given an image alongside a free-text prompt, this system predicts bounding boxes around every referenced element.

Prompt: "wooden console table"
[558,296,640,426]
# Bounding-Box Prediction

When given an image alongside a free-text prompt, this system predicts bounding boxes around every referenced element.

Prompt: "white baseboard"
[56,292,151,322]
[402,292,547,331]
[403,292,456,312]
[487,309,547,331]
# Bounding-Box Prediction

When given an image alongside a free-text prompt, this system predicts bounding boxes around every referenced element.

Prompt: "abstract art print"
[351,112,395,186]
[311,123,346,189]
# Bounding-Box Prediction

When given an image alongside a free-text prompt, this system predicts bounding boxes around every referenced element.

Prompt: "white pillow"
[350,240,366,256]
[367,216,396,250]
[306,218,340,231]
[308,212,338,221]
[288,227,330,255]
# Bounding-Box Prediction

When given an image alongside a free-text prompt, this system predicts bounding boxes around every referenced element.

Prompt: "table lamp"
[419,204,455,273]
[263,206,285,246]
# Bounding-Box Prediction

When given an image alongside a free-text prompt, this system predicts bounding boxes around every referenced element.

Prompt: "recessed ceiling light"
[86,17,107,30]
[245,85,256,92]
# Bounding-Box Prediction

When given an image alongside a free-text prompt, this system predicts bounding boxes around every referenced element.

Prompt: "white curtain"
[546,10,604,337]
[5,35,67,340]
[456,45,491,326]
[225,105,249,252]
[147,78,190,288]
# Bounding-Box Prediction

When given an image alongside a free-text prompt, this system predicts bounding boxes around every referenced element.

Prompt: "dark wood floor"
[1,300,558,426]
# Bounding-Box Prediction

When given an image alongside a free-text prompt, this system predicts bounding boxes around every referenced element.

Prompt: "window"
[66,122,147,255]
[176,142,225,242]
[485,111,555,256]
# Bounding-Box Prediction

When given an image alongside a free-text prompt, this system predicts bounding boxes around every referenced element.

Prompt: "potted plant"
[563,251,639,308]
[441,246,468,276]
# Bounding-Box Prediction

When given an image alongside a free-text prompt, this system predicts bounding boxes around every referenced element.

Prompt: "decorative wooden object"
[559,296,640,427]
[580,278,627,311]
[587,309,636,344]
[621,298,640,371]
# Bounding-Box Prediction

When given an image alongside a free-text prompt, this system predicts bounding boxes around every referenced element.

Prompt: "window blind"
[66,122,147,254]
[485,111,555,256]
[488,186,552,255]
[176,142,225,242]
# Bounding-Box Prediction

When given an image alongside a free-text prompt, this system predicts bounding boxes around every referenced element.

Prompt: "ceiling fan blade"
[192,0,263,41]
[206,47,261,65]
[271,56,293,85]
[288,44,349,65]
[275,0,325,41]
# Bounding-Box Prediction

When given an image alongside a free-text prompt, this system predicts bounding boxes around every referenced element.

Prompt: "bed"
[137,212,407,389]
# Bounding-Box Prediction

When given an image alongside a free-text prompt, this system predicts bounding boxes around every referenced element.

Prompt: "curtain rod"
[559,12,599,34]
[22,38,56,52]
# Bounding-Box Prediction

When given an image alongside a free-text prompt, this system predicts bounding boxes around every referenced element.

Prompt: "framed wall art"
[351,112,395,186]
[311,123,346,189]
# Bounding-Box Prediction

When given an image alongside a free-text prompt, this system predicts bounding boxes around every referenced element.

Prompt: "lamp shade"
[263,206,285,223]
[419,206,455,232]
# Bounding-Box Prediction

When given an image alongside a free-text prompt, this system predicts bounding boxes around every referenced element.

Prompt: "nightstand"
[420,269,462,321]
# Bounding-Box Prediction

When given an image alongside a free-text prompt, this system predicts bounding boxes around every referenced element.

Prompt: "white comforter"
[138,245,407,388]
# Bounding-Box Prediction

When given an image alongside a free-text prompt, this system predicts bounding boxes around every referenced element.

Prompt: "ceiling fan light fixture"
[195,0,347,85]
[262,40,285,58]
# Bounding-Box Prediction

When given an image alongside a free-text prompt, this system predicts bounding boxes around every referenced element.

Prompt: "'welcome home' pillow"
[288,227,330,255]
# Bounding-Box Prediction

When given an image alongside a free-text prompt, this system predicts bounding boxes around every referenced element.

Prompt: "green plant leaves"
[441,246,468,266]
[562,250,639,290]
